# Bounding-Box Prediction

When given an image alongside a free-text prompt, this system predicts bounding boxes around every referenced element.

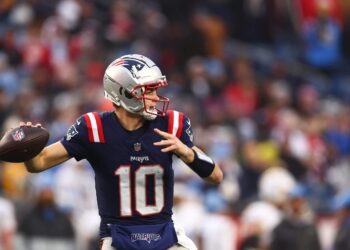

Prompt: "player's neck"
[114,109,145,131]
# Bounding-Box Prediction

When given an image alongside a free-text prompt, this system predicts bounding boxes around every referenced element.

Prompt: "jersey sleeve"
[60,115,90,161]
[180,115,194,148]
[167,110,194,148]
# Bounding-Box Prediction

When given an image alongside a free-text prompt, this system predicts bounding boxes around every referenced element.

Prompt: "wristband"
[187,149,215,178]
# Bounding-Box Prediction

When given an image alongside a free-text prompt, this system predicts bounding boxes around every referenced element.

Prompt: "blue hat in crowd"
[288,184,309,199]
[331,192,350,211]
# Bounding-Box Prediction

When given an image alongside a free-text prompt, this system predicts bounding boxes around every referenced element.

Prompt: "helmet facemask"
[130,77,169,120]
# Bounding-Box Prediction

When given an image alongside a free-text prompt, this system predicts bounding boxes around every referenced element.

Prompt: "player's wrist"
[187,149,215,178]
[179,147,195,164]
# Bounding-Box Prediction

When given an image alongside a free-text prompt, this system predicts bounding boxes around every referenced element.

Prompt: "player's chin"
[143,109,157,120]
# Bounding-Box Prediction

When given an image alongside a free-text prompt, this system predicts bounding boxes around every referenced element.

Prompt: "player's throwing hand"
[19,121,42,128]
[153,128,194,163]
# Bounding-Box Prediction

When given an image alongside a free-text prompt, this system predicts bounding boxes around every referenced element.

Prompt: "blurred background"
[0,0,350,249]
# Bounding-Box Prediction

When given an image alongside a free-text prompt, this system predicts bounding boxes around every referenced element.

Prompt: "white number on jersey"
[115,165,164,217]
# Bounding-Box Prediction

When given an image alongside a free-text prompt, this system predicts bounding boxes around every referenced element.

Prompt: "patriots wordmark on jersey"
[61,110,193,238]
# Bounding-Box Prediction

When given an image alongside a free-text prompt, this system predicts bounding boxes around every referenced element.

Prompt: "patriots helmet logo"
[112,57,147,79]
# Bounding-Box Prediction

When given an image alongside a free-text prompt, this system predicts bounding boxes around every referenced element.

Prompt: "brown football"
[0,126,49,163]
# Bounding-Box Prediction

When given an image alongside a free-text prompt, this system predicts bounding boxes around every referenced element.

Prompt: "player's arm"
[190,146,223,184]
[23,113,90,173]
[179,145,223,184]
[24,141,71,173]
[18,122,71,173]
[154,128,223,184]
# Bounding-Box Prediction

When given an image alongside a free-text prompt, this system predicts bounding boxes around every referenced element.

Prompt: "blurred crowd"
[0,0,350,249]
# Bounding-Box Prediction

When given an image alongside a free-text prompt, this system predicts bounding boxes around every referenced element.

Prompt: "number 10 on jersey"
[115,165,164,216]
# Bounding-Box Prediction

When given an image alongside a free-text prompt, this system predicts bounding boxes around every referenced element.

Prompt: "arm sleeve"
[60,116,90,161]
[180,115,194,148]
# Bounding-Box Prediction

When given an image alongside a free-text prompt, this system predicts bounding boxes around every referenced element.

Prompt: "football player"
[23,54,223,250]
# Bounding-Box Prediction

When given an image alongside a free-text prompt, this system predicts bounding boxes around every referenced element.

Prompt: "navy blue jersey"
[60,110,193,237]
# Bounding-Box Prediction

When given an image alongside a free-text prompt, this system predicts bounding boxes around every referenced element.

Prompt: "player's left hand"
[153,128,194,163]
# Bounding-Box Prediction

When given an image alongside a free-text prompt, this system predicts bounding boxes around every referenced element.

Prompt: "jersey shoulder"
[164,110,193,143]
[66,111,110,143]
[81,111,111,143]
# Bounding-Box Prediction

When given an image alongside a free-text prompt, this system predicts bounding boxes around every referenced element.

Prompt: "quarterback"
[23,54,223,250]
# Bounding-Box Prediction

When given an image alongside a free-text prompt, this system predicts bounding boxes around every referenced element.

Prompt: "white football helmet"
[103,54,169,120]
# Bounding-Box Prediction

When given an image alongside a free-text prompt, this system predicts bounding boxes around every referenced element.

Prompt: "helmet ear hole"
[124,90,133,99]
[119,87,133,99]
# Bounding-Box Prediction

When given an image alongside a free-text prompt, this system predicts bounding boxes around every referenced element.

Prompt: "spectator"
[0,192,16,250]
[199,212,238,250]
[224,57,258,121]
[270,184,321,250]
[340,0,350,63]
[332,192,350,250]
[302,0,342,73]
[0,86,11,130]
[18,188,75,250]
[54,160,99,250]
[240,201,282,250]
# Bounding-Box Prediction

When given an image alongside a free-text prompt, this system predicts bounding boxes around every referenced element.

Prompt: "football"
[0,126,49,163]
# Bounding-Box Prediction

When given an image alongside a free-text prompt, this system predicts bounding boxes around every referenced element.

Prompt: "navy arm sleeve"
[180,115,194,148]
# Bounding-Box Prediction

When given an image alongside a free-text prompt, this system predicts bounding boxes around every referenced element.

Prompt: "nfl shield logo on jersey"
[134,142,142,152]
[12,128,25,141]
